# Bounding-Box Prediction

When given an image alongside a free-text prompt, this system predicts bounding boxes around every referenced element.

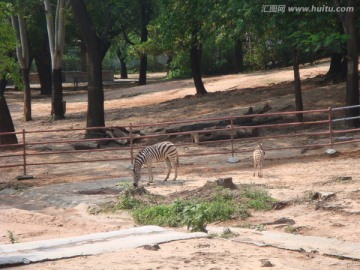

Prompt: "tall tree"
[70,0,121,135]
[27,2,52,96]
[70,0,105,134]
[334,0,359,127]
[11,13,31,121]
[150,0,212,95]
[138,0,151,85]
[0,2,20,145]
[44,0,67,120]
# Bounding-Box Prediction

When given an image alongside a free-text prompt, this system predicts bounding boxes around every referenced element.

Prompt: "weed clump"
[100,182,276,232]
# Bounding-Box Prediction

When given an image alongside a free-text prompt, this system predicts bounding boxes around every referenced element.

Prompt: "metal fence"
[1,105,360,179]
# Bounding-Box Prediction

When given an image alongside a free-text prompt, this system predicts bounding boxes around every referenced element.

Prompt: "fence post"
[129,123,134,165]
[328,107,333,149]
[227,116,240,163]
[22,129,27,175]
[230,116,235,157]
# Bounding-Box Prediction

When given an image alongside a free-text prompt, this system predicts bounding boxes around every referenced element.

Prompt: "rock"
[263,217,295,226]
[334,136,353,142]
[272,201,289,210]
[16,175,35,181]
[325,149,337,155]
[311,191,335,201]
[73,142,99,150]
[143,244,160,251]
[260,259,274,267]
[331,176,352,182]
[227,156,240,163]
[214,178,238,190]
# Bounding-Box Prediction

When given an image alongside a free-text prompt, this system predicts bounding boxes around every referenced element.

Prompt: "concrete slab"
[215,228,360,260]
[0,226,207,266]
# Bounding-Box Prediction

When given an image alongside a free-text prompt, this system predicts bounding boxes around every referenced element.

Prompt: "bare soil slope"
[1,61,360,269]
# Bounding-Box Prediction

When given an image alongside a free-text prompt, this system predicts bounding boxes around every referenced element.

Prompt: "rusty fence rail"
[0,106,360,178]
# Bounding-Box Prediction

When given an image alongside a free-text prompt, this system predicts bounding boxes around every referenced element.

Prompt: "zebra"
[133,141,179,187]
[253,142,265,178]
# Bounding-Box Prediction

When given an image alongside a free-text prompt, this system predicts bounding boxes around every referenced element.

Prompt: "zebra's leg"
[173,163,178,181]
[164,159,171,181]
[147,162,153,184]
[172,155,179,181]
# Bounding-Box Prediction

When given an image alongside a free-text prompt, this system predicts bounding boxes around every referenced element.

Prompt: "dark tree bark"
[292,48,303,122]
[20,68,32,121]
[117,49,128,79]
[35,50,52,95]
[0,78,18,145]
[51,68,65,119]
[345,0,359,127]
[334,0,359,127]
[327,53,346,78]
[234,39,244,73]
[80,40,87,72]
[138,0,151,85]
[190,38,207,95]
[30,18,52,96]
[70,0,106,135]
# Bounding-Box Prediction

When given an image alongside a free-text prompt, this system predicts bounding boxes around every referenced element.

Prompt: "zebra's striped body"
[253,142,265,178]
[133,141,179,187]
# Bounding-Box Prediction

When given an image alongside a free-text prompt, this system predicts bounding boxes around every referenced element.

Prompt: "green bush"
[114,185,275,232]
[242,185,276,211]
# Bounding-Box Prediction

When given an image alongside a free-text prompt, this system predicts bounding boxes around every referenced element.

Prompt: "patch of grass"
[7,230,18,244]
[284,225,301,234]
[96,184,276,232]
[133,196,240,232]
[116,195,143,210]
[0,183,29,192]
[220,228,238,239]
[242,185,276,211]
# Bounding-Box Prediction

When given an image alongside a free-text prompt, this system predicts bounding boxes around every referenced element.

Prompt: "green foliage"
[132,198,237,232]
[7,230,18,244]
[241,185,276,211]
[0,2,21,87]
[219,228,238,239]
[117,195,142,210]
[132,202,182,227]
[284,225,300,234]
[290,31,348,54]
[167,52,191,79]
[96,184,276,233]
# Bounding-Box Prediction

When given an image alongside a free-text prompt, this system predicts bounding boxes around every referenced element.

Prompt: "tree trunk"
[327,53,346,80]
[51,68,65,119]
[120,57,128,79]
[139,55,147,85]
[328,53,342,75]
[138,0,151,85]
[292,48,303,122]
[345,0,359,127]
[87,45,105,134]
[190,40,207,95]
[21,68,32,121]
[70,0,106,137]
[0,78,18,145]
[34,39,52,95]
[80,40,87,72]
[234,39,244,73]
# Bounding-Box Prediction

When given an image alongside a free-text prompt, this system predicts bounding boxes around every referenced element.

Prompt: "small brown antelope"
[253,142,265,178]
[133,141,179,187]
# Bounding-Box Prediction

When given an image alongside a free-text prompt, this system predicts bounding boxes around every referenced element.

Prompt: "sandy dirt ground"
[1,61,360,269]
